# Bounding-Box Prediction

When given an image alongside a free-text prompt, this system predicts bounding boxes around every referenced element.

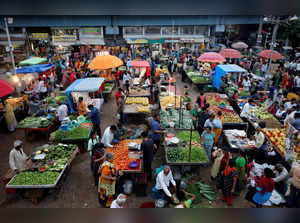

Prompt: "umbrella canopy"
[258,50,283,60]
[219,48,243,59]
[88,55,123,70]
[197,52,226,63]
[130,60,150,68]
[231,42,248,49]
[0,79,14,98]
[19,57,47,66]
[15,64,55,74]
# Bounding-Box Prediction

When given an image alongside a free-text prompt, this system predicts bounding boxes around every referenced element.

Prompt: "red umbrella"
[130,60,150,68]
[219,48,243,59]
[0,79,14,98]
[258,50,283,60]
[197,52,226,63]
[231,41,248,49]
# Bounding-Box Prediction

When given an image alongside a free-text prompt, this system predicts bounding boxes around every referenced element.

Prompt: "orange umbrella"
[88,55,123,70]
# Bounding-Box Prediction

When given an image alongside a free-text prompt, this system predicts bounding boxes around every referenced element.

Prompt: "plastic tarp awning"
[213,64,247,89]
[66,78,105,113]
[14,64,55,74]
[19,57,47,66]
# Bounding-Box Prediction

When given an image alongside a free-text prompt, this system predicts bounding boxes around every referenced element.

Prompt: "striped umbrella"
[231,41,248,49]
[197,52,226,63]
[219,48,243,59]
[258,50,283,60]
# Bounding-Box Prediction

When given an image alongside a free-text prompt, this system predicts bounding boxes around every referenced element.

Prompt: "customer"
[240,99,255,119]
[91,143,106,186]
[3,100,18,132]
[57,101,68,122]
[117,95,125,124]
[78,97,87,116]
[211,149,224,180]
[88,104,101,137]
[28,96,40,116]
[190,104,201,129]
[196,92,206,109]
[252,168,275,208]
[291,112,300,131]
[155,165,176,205]
[204,114,215,129]
[110,194,127,208]
[9,140,29,173]
[150,114,165,152]
[198,107,210,135]
[98,153,123,207]
[235,149,247,195]
[273,163,289,195]
[222,159,238,206]
[38,77,48,99]
[286,161,300,208]
[212,111,224,145]
[87,132,100,171]
[201,126,215,163]
[141,131,156,182]
[253,122,266,150]
[101,125,118,148]
[275,105,286,121]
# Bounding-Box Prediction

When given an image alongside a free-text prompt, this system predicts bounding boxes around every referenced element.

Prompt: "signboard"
[52,35,77,43]
[30,33,49,40]
[82,27,101,35]
[127,39,148,44]
[215,25,225,32]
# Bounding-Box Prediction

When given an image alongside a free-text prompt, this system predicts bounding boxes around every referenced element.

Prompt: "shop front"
[51,28,78,53]
[28,33,51,56]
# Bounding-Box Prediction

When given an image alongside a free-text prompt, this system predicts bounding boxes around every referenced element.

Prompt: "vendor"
[78,97,87,116]
[114,123,127,141]
[155,165,176,205]
[28,96,40,116]
[9,140,29,174]
[240,99,255,119]
[57,100,68,122]
[253,122,266,150]
[150,114,165,151]
[101,125,118,148]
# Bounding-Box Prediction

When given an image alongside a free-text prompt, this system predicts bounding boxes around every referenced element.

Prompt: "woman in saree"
[3,100,18,132]
[98,153,123,207]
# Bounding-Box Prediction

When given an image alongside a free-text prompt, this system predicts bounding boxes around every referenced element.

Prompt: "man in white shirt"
[284,107,296,127]
[110,194,127,208]
[101,125,117,148]
[273,164,289,194]
[123,72,132,85]
[253,122,266,150]
[155,165,176,204]
[9,140,28,173]
[57,101,68,122]
[240,99,255,119]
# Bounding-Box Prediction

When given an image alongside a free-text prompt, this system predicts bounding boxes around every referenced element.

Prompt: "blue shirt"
[90,107,100,125]
[151,119,161,141]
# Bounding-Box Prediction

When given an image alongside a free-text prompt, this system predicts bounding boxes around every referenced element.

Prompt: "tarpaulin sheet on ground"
[66,78,105,113]
[213,64,247,89]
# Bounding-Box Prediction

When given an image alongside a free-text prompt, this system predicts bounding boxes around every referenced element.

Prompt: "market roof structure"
[19,57,47,66]
[213,64,247,89]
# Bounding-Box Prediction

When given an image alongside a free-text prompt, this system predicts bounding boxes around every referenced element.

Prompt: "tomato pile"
[106,139,142,170]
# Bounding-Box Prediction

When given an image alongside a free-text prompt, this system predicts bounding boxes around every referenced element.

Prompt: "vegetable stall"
[124,97,151,114]
[165,129,209,166]
[186,71,212,87]
[160,108,194,130]
[128,86,151,98]
[6,144,79,204]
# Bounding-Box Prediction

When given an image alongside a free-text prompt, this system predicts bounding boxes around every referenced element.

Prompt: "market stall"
[223,129,256,152]
[128,86,151,98]
[6,144,79,204]
[66,78,105,113]
[106,139,143,173]
[160,108,194,130]
[165,129,209,166]
[124,97,150,114]
[159,95,181,110]
[186,71,211,86]
[16,116,58,141]
[205,93,248,130]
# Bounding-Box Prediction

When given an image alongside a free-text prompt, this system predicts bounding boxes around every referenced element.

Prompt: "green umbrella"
[19,57,47,66]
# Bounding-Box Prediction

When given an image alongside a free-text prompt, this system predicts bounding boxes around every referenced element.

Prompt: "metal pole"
[256,16,263,46]
[188,122,193,162]
[266,17,280,76]
[4,17,16,75]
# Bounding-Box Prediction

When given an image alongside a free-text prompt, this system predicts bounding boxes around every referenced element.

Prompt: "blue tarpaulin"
[66,78,105,113]
[213,64,247,89]
[15,64,55,74]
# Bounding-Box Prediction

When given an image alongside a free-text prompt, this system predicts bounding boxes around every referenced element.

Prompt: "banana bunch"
[160,95,181,108]
[137,106,150,113]
[126,97,149,106]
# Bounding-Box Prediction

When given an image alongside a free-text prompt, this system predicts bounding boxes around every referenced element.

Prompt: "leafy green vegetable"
[17,117,52,129]
[181,146,208,163]
[186,184,202,204]
[9,171,60,185]
[167,147,184,162]
[54,126,90,141]
[176,131,201,144]
[160,109,194,129]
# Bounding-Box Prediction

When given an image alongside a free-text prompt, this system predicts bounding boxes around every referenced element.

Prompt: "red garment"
[222,194,233,206]
[257,177,274,194]
[220,151,230,171]
[115,70,121,80]
[224,166,237,177]
[288,76,294,89]
[282,72,288,89]
[211,63,216,70]
[115,91,121,105]
[200,96,206,108]
[70,72,77,84]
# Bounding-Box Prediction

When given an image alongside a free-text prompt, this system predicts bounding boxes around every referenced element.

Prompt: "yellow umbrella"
[88,55,123,70]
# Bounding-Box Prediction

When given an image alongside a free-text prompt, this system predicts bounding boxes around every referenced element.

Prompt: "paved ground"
[0,72,251,208]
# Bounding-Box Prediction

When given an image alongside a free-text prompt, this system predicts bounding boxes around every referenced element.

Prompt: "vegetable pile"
[17,117,52,129]
[9,171,60,186]
[53,122,92,141]
[176,131,201,144]
[160,109,193,129]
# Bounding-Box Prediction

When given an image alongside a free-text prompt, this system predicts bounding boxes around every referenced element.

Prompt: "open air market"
[0,2,300,209]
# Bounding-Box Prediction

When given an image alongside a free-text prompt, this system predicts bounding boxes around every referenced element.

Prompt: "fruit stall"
[159,95,182,110]
[16,116,58,141]
[124,97,151,114]
[165,129,209,166]
[223,129,256,152]
[128,86,151,98]
[160,108,194,130]
[6,144,79,204]
[50,119,93,153]
[106,139,143,173]
[205,93,248,130]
